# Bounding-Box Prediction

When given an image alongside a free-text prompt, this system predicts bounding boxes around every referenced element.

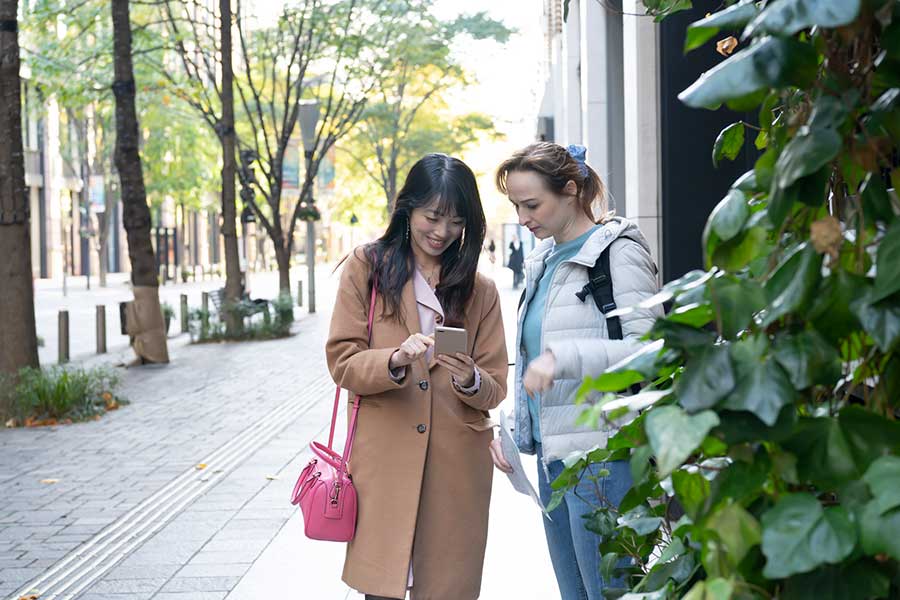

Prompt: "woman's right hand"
[389,333,434,369]
[489,438,513,474]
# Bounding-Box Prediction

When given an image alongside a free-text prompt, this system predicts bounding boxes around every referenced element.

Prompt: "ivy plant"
[554,1,900,598]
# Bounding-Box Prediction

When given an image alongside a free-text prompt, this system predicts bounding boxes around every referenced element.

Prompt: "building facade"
[20,78,233,284]
[538,0,755,282]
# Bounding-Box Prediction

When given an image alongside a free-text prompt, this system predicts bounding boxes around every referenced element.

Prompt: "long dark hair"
[365,153,486,325]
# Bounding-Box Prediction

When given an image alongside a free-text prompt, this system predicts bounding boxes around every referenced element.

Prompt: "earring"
[405,220,410,244]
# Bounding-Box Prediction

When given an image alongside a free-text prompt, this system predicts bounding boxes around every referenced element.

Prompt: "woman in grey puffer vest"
[491,142,662,600]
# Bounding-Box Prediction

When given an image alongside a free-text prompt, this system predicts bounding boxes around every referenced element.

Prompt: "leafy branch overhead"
[338,3,511,210]
[554,0,900,597]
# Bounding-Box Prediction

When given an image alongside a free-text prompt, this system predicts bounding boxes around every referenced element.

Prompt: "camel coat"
[326,249,508,599]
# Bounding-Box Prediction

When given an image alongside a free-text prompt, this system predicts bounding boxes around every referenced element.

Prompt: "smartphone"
[434,325,468,356]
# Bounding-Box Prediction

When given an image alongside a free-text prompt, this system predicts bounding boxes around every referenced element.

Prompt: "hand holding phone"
[390,333,434,369]
[434,325,467,356]
[434,326,475,388]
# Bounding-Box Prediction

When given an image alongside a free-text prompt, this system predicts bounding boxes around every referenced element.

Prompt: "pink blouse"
[389,268,481,393]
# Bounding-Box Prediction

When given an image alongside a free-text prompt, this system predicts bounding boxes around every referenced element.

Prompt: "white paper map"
[499,410,547,515]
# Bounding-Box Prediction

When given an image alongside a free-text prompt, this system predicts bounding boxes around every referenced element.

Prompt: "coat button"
[418,380,429,391]
[417,424,427,433]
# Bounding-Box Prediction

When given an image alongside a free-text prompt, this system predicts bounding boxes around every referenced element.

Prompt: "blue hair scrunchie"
[566,144,589,178]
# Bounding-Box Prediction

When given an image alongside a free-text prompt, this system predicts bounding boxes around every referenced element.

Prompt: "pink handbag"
[290,278,377,542]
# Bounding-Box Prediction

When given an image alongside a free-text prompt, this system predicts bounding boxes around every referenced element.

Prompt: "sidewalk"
[33,266,313,367]
[2,263,558,599]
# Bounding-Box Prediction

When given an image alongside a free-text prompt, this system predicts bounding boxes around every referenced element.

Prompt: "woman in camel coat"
[326,154,508,600]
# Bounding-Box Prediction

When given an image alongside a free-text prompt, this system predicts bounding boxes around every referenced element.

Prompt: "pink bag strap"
[326,274,377,448]
[325,270,378,477]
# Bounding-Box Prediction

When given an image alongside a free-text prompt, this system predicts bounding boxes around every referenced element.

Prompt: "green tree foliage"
[141,99,219,210]
[229,0,377,292]
[22,0,220,213]
[554,1,900,597]
[340,2,509,209]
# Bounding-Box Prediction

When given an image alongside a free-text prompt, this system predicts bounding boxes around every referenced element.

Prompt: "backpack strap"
[575,246,624,340]
[577,246,641,395]
[519,246,624,340]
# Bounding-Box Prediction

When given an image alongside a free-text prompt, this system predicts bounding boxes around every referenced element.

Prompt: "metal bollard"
[58,310,69,364]
[96,305,107,354]
[181,294,189,333]
[297,280,303,308]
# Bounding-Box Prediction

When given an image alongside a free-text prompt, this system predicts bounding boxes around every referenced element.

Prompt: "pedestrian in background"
[326,153,508,600]
[507,236,524,289]
[491,142,661,600]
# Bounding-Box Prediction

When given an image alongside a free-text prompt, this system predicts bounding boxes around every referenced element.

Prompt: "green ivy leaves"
[684,0,758,53]
[555,2,900,596]
[872,220,900,303]
[863,456,900,515]
[722,353,795,426]
[745,0,862,38]
[706,502,761,569]
[772,329,842,389]
[705,190,749,243]
[676,346,735,412]
[645,406,719,477]
[762,244,823,326]
[774,128,843,190]
[761,493,856,579]
[784,408,900,489]
[712,123,745,167]
[679,37,817,110]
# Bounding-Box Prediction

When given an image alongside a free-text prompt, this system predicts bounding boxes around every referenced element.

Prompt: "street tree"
[159,0,242,333]
[141,98,219,207]
[341,102,499,210]
[232,0,386,295]
[111,0,168,363]
[340,3,510,210]
[0,0,40,376]
[24,1,116,287]
[23,0,198,289]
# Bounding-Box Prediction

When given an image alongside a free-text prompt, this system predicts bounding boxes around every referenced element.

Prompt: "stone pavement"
[2,262,558,599]
[33,267,302,366]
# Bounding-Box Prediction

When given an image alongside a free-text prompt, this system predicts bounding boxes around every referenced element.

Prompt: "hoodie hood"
[525,216,654,271]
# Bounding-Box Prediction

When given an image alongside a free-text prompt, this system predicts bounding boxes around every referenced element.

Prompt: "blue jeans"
[537,444,632,600]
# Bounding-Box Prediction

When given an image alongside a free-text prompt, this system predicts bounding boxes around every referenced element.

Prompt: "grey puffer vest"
[513,217,663,464]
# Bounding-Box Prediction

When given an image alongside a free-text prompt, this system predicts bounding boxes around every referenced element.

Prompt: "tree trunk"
[220,0,242,334]
[97,208,109,287]
[96,180,114,287]
[111,0,168,363]
[275,243,291,295]
[270,181,291,297]
[78,115,92,291]
[0,0,39,377]
[388,163,397,207]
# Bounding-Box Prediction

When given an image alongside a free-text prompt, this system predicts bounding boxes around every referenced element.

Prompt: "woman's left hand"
[436,352,476,388]
[523,351,556,397]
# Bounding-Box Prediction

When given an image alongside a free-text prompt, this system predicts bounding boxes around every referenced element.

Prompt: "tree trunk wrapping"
[124,286,169,363]
[111,0,168,363]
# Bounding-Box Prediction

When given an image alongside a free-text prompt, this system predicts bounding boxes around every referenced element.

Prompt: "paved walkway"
[33,267,306,366]
[2,262,558,599]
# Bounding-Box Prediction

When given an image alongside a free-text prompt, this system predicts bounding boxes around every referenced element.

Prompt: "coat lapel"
[400,277,421,338]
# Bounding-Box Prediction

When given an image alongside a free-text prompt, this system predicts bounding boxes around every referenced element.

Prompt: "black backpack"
[518,245,625,340]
